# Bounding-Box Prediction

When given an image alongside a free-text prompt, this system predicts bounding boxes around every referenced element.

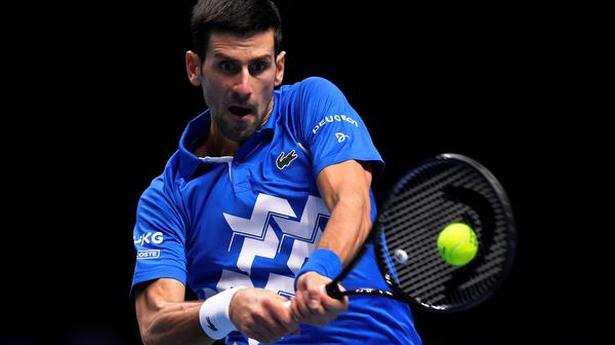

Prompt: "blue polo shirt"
[131,77,421,345]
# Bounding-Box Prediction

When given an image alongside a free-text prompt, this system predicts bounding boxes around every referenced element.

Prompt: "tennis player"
[131,1,421,344]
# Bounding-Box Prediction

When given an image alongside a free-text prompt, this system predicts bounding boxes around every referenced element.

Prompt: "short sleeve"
[131,176,187,293]
[296,77,384,177]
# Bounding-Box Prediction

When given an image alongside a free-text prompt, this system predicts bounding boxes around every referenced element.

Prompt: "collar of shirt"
[177,91,279,181]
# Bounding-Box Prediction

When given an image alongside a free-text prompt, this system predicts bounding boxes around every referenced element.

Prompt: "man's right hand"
[229,288,299,343]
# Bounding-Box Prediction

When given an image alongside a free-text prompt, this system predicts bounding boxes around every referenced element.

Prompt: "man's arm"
[290,159,373,325]
[135,278,212,345]
[315,160,373,264]
[136,279,298,345]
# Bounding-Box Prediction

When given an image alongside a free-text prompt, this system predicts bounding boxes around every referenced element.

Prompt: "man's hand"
[290,272,348,326]
[229,288,299,343]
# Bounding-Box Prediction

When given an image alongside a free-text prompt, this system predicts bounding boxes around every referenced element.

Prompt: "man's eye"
[249,61,269,74]
[219,61,239,73]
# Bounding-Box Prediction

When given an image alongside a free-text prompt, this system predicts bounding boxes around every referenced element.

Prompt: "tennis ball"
[437,222,478,266]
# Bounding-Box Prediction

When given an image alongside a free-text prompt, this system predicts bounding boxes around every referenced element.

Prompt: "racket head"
[374,153,516,313]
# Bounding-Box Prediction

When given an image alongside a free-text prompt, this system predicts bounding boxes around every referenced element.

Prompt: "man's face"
[197,29,285,142]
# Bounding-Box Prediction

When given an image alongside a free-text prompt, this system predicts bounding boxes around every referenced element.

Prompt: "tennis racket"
[322,153,516,313]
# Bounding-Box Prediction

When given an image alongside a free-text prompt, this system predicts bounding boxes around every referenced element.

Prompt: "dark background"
[3,1,605,344]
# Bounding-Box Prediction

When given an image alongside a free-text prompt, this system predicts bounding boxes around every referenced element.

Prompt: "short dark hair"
[191,0,283,59]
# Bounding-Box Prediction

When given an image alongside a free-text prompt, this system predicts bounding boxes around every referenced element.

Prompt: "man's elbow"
[138,315,163,345]
[139,321,158,345]
[141,326,171,345]
[140,329,153,345]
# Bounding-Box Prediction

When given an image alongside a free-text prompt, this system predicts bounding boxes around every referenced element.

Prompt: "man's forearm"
[140,301,213,345]
[317,193,372,266]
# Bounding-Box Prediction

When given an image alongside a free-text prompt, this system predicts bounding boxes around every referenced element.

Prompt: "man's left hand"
[289,271,348,326]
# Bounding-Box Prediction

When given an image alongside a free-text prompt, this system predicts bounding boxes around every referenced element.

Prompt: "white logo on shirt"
[312,114,359,135]
[133,231,164,246]
[219,194,329,298]
[137,250,160,260]
[335,132,350,143]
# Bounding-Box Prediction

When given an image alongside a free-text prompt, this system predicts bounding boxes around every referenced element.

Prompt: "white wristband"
[199,286,246,340]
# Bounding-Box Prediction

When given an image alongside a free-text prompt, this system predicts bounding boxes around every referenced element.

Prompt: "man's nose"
[231,69,253,100]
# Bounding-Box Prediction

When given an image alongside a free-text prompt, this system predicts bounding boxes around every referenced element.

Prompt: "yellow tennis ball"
[437,222,478,266]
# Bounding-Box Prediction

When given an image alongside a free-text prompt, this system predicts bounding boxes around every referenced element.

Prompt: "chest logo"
[276,150,298,170]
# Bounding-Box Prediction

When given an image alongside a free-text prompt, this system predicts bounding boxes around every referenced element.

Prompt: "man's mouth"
[228,106,253,117]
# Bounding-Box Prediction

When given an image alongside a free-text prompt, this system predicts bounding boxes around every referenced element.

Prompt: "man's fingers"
[230,288,304,342]
[289,297,304,323]
[295,291,311,320]
[294,292,326,325]
[252,311,286,341]
[322,295,348,313]
[266,298,298,334]
[293,272,349,326]
[304,291,327,315]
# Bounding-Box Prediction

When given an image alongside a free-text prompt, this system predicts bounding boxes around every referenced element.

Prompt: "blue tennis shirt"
[131,77,421,345]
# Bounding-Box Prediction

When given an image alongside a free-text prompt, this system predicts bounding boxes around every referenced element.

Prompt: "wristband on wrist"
[198,286,246,340]
[295,248,342,286]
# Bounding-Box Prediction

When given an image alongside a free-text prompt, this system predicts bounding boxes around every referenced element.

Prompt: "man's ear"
[274,51,286,87]
[186,51,203,86]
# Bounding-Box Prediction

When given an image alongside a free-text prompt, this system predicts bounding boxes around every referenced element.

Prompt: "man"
[131,1,421,344]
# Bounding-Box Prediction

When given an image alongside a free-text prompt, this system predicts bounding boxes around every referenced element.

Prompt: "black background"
[3,1,605,344]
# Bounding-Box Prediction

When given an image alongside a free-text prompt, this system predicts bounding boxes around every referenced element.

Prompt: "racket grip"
[325,282,344,300]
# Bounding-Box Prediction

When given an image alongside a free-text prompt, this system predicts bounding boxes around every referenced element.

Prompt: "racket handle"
[325,282,344,300]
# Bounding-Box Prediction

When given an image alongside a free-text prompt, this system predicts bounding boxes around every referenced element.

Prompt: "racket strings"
[382,169,480,246]
[377,159,514,311]
[384,164,468,218]
[383,168,487,240]
[384,167,485,254]
[385,201,469,251]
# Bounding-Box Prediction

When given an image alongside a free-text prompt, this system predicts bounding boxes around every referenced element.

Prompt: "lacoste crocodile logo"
[276,150,298,170]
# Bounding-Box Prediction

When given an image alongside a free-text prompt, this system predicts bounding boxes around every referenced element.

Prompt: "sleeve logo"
[335,132,350,143]
[312,114,359,135]
[133,231,164,246]
[136,249,160,260]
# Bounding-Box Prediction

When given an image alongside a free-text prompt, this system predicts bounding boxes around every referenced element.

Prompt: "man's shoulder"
[278,76,346,119]
[297,76,336,87]
[274,76,352,140]
[138,152,183,203]
[281,76,340,96]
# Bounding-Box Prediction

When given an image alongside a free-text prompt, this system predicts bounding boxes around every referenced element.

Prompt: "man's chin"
[221,124,258,143]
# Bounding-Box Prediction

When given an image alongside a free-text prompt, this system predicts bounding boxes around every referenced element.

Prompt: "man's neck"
[194,122,239,158]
